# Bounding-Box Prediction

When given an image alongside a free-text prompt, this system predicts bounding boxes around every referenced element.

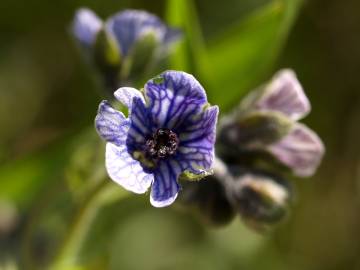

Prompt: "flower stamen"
[146,128,179,159]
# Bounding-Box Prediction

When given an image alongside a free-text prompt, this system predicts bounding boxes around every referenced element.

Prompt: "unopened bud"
[178,159,235,226]
[268,123,325,177]
[122,32,159,82]
[94,29,122,91]
[219,110,293,155]
[240,69,310,121]
[226,172,291,230]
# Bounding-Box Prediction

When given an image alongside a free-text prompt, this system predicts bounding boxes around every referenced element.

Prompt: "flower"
[72,8,181,90]
[176,69,324,230]
[73,8,181,56]
[219,69,325,177]
[254,70,325,177]
[95,71,219,207]
[72,8,181,94]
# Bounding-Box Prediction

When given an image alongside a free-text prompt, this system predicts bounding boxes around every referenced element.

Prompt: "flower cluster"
[180,70,324,229]
[72,8,181,91]
[73,7,325,228]
[95,71,218,207]
[220,69,324,177]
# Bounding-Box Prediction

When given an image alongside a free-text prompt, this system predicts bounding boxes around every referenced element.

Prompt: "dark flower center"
[146,128,179,159]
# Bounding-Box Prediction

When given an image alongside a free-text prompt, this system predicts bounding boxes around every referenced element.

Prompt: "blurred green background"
[0,0,360,269]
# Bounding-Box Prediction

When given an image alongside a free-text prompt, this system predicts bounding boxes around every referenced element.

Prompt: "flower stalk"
[49,178,129,270]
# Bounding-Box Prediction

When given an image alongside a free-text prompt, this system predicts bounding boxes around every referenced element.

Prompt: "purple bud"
[268,123,325,177]
[242,69,311,121]
[72,8,102,48]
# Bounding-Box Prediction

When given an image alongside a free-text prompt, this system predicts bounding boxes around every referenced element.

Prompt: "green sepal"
[238,110,293,147]
[179,168,213,182]
[238,86,265,113]
[121,32,159,82]
[220,110,294,153]
[93,29,121,70]
[152,74,165,85]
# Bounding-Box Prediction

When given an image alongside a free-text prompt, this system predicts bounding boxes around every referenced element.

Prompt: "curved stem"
[49,179,111,270]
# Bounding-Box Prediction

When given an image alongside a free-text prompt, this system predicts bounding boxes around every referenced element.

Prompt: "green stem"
[21,178,64,270]
[49,179,108,270]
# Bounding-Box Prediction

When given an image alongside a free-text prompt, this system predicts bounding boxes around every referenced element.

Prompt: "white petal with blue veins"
[177,106,218,173]
[106,143,153,194]
[150,160,181,207]
[95,101,129,146]
[114,87,145,109]
[145,71,207,129]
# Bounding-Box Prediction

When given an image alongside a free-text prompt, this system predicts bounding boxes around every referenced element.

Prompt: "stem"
[21,178,64,270]
[49,179,108,270]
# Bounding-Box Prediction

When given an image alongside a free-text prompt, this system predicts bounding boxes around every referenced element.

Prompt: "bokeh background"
[0,0,360,269]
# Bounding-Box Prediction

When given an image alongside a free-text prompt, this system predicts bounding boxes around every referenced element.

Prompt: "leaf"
[203,0,303,111]
[165,0,208,73]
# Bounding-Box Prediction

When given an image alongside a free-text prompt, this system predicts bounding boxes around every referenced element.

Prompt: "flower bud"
[121,31,159,83]
[179,176,236,226]
[178,159,235,226]
[218,69,324,177]
[226,171,291,230]
[72,8,182,92]
[72,8,102,49]
[218,110,293,156]
[93,29,122,90]
[268,122,325,177]
[240,69,310,121]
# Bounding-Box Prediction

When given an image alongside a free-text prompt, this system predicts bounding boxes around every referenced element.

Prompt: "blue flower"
[95,71,219,207]
[72,8,181,58]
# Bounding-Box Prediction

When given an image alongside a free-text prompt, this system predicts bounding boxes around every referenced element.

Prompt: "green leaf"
[203,0,303,110]
[165,0,208,73]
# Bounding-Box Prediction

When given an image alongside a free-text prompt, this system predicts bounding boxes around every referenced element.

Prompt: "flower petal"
[144,71,208,129]
[106,143,153,194]
[268,123,325,177]
[150,160,181,207]
[255,69,311,121]
[95,101,129,146]
[177,106,219,173]
[106,10,166,56]
[114,87,145,109]
[73,8,102,48]
[126,97,153,151]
